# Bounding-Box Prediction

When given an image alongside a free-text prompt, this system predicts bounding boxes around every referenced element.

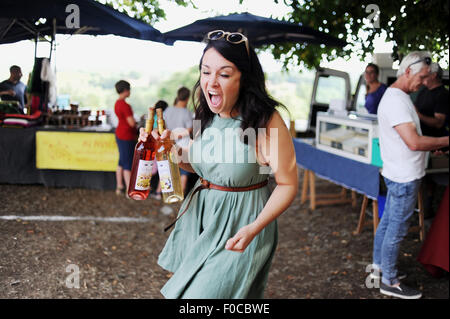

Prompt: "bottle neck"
[146,108,155,133]
[157,119,165,135]
[145,119,153,133]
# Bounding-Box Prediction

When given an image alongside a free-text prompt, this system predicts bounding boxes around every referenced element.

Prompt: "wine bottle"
[127,107,157,200]
[155,108,184,203]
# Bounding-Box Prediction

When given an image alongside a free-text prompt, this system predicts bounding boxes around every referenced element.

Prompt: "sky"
[0,0,394,82]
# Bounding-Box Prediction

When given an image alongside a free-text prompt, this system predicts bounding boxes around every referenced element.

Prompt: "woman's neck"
[219,109,239,118]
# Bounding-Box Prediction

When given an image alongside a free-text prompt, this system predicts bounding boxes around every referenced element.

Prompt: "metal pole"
[49,18,56,61]
[34,31,38,60]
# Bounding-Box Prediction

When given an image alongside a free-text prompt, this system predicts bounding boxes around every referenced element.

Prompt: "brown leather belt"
[164,177,269,232]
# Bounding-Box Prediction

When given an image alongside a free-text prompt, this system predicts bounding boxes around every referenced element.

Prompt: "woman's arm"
[172,141,196,173]
[172,127,193,140]
[225,111,298,252]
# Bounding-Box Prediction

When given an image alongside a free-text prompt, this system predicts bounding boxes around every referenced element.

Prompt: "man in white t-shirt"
[373,51,449,299]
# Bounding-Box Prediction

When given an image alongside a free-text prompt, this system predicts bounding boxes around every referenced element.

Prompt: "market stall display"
[0,0,166,189]
[0,101,21,114]
[1,110,42,128]
[43,107,108,129]
[316,111,382,167]
[0,126,117,190]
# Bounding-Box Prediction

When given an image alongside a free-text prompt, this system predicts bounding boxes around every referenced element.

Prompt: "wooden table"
[300,169,357,210]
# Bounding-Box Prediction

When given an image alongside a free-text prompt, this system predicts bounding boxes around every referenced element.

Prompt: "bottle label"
[157,160,174,193]
[135,160,153,190]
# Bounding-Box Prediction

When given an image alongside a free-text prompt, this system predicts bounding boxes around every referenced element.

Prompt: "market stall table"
[293,138,429,240]
[0,126,117,190]
[293,138,381,235]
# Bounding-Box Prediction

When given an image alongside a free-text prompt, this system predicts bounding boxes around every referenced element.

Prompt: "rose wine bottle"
[127,107,157,200]
[155,108,184,203]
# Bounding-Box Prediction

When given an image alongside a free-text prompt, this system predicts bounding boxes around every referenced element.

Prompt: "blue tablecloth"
[293,138,380,199]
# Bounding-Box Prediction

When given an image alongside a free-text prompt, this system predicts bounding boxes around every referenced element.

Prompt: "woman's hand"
[138,127,171,142]
[225,223,259,253]
[138,127,149,142]
[139,127,196,172]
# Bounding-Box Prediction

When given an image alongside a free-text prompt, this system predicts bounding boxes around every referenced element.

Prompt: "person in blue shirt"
[0,65,27,112]
[364,63,387,114]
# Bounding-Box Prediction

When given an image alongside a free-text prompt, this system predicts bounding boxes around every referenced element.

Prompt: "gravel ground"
[0,172,448,299]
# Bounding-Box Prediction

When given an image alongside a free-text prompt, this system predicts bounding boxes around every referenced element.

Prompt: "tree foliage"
[104,0,449,70]
[256,0,449,69]
[102,0,194,24]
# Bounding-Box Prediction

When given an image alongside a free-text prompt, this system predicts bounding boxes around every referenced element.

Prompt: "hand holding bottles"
[130,107,183,203]
[138,127,149,142]
[138,127,171,143]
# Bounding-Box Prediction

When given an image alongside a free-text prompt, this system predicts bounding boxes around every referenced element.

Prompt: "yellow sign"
[36,131,120,172]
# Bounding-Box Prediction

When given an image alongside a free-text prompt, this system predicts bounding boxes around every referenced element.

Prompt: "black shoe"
[380,282,422,299]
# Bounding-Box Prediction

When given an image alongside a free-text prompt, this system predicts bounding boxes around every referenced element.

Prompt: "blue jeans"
[115,137,136,171]
[373,177,421,285]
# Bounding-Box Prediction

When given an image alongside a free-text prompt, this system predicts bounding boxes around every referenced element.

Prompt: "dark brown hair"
[115,80,130,94]
[174,86,191,105]
[366,63,380,75]
[192,36,287,141]
[155,99,168,111]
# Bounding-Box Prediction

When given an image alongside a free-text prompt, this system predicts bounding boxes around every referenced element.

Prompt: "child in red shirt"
[114,80,137,196]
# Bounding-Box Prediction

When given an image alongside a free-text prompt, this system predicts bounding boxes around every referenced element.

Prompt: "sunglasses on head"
[407,56,432,69]
[206,30,250,56]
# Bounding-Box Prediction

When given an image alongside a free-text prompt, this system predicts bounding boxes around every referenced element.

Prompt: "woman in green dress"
[140,30,298,298]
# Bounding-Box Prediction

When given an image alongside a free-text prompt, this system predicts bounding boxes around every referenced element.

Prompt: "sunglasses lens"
[228,33,243,43]
[209,31,224,40]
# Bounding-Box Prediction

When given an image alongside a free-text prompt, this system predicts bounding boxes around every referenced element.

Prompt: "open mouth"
[208,91,223,108]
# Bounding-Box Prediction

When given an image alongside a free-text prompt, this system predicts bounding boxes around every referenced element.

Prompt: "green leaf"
[241,0,449,69]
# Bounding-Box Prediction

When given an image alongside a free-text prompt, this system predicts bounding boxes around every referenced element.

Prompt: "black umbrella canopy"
[162,12,346,48]
[0,0,163,44]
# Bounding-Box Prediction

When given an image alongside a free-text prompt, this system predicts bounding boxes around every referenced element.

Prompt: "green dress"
[158,114,277,299]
